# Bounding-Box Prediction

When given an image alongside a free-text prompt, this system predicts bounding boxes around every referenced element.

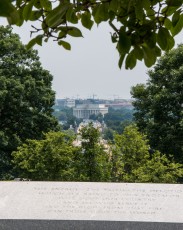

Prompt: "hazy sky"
[2,19,183,99]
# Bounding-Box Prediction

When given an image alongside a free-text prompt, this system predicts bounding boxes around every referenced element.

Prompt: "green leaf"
[7,11,20,25]
[26,37,37,50]
[135,0,144,22]
[154,46,161,57]
[142,45,156,67]
[58,31,67,39]
[164,18,172,30]
[125,51,137,69]
[56,26,68,33]
[15,8,24,26]
[81,12,94,30]
[66,6,74,22]
[172,10,180,27]
[34,0,41,9]
[118,53,126,69]
[142,0,151,11]
[109,0,119,12]
[40,0,52,11]
[157,27,174,51]
[118,30,131,54]
[23,0,35,21]
[35,35,43,46]
[166,35,175,50]
[42,21,48,33]
[157,27,169,50]
[26,35,43,49]
[165,6,178,16]
[167,0,182,7]
[145,32,156,48]
[66,6,78,24]
[171,14,183,36]
[16,0,23,7]
[127,0,133,13]
[29,10,42,21]
[93,3,109,23]
[0,0,15,16]
[92,5,100,23]
[58,40,71,50]
[67,27,83,37]
[0,0,19,24]
[133,46,143,60]
[99,3,109,21]
[46,3,69,28]
[146,8,155,19]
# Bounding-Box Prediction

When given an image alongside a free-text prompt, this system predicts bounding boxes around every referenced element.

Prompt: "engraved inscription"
[33,185,183,217]
[0,182,183,222]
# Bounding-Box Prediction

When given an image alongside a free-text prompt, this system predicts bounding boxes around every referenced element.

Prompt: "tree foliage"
[12,125,183,183]
[104,107,133,134]
[131,45,183,163]
[112,125,183,183]
[0,26,59,179]
[53,107,82,130]
[13,125,111,182]
[1,0,183,69]
[12,132,77,180]
[76,123,111,181]
[89,112,103,123]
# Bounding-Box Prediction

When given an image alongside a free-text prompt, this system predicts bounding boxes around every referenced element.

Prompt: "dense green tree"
[77,123,111,181]
[89,113,103,123]
[131,45,183,162]
[0,26,59,179]
[1,1,183,69]
[12,132,77,180]
[103,128,114,141]
[104,107,133,122]
[112,125,183,183]
[53,107,82,130]
[104,107,133,134]
[53,111,67,121]
[12,124,183,183]
[12,125,111,182]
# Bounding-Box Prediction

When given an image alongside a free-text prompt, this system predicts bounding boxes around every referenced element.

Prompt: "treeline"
[131,45,183,164]
[12,124,183,183]
[0,26,59,180]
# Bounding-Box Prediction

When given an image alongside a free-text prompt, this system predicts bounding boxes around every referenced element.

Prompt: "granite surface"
[0,182,183,229]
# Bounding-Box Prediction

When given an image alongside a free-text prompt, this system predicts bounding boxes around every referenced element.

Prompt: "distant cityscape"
[55,98,133,119]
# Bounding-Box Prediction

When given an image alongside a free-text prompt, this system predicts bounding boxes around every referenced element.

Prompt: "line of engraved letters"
[32,186,182,216]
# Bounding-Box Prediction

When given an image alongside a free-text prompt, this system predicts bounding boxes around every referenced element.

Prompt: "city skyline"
[55,94,134,99]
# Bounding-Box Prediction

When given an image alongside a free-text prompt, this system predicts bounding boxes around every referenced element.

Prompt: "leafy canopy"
[12,125,111,182]
[1,0,183,69]
[12,125,183,183]
[12,132,77,181]
[0,26,59,179]
[131,45,183,163]
[112,125,183,183]
[77,123,111,181]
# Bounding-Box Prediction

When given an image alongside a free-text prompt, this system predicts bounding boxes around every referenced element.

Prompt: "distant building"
[56,99,65,107]
[56,98,75,108]
[105,99,133,110]
[73,104,108,119]
[107,103,133,110]
[64,99,75,108]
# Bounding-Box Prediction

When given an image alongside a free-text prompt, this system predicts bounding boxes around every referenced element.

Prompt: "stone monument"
[0,182,183,229]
